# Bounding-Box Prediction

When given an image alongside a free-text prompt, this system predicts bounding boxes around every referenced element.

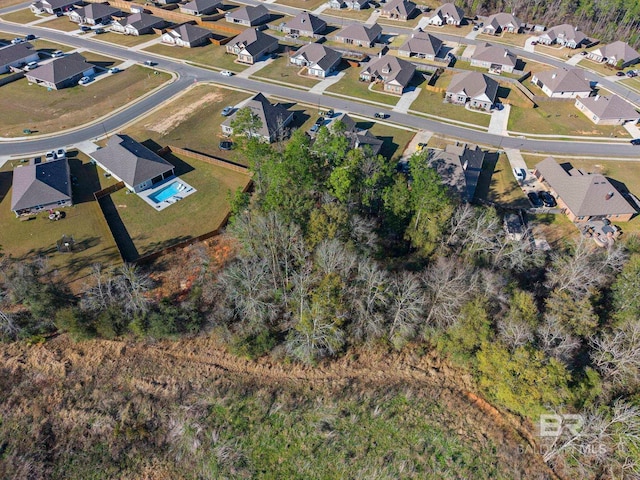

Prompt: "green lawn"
[577,57,636,77]
[322,8,372,22]
[325,67,400,106]
[368,122,416,161]
[474,153,528,207]
[534,44,573,60]
[378,14,423,29]
[110,153,251,256]
[250,53,321,89]
[508,101,630,137]
[144,42,250,72]
[97,31,159,47]
[0,154,120,285]
[40,15,82,32]
[1,65,170,137]
[274,0,327,10]
[620,76,640,93]
[423,23,473,37]
[29,37,75,54]
[1,8,39,24]
[411,89,492,128]
[123,84,254,162]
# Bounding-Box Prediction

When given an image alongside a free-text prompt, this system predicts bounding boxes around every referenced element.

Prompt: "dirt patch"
[146,91,224,135]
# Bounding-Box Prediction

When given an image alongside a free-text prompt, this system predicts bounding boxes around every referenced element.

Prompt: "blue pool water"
[149,181,183,203]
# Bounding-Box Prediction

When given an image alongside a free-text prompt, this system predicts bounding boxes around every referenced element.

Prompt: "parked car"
[626,71,637,77]
[530,40,538,45]
[472,25,479,31]
[144,60,155,66]
[51,50,64,58]
[11,37,24,44]
[219,140,233,151]
[78,76,91,85]
[416,142,427,151]
[321,109,334,117]
[108,67,120,74]
[580,51,588,55]
[56,148,66,159]
[80,25,92,32]
[631,138,640,145]
[374,112,388,119]
[513,167,526,181]
[221,106,234,116]
[315,117,324,126]
[538,190,557,207]
[45,151,56,161]
[220,70,233,77]
[309,124,320,133]
[94,28,105,34]
[527,191,543,207]
[25,61,38,71]
[25,34,36,41]
[616,71,626,77]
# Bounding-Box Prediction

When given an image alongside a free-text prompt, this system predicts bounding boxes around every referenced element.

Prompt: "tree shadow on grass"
[0,170,12,205]
[474,152,498,202]
[98,195,139,262]
[378,136,399,160]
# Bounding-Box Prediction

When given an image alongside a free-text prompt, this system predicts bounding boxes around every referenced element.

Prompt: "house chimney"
[595,95,600,101]
[605,191,614,200]
[504,50,508,57]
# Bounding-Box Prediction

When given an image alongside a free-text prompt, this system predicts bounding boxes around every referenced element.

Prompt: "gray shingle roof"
[592,41,640,63]
[182,0,221,12]
[228,4,269,23]
[293,43,341,70]
[335,23,382,44]
[116,12,165,31]
[11,158,71,211]
[331,113,383,156]
[26,52,93,85]
[535,156,636,217]
[485,12,521,31]
[75,3,120,20]
[361,54,416,88]
[430,3,464,23]
[381,0,417,17]
[429,144,485,201]
[91,134,175,189]
[544,24,586,45]
[41,0,76,9]
[472,42,517,67]
[576,94,639,121]
[222,93,293,140]
[0,42,35,68]
[229,28,278,56]
[535,67,591,94]
[284,11,326,34]
[399,32,443,56]
[168,23,212,43]
[447,71,498,102]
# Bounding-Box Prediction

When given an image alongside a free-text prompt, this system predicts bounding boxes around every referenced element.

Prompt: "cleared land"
[0,153,120,284]
[508,100,629,137]
[109,152,251,256]
[1,8,39,24]
[144,42,250,72]
[1,65,171,137]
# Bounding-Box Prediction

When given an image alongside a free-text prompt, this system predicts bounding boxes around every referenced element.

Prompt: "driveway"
[488,104,510,135]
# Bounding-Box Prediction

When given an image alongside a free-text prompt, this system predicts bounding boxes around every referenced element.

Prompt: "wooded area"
[459,0,640,47]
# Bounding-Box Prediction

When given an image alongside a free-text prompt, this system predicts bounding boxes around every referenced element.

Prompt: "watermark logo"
[539,414,584,437]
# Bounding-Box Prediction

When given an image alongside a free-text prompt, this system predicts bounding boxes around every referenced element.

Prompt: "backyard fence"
[160,146,250,173]
[93,181,125,200]
[0,71,24,87]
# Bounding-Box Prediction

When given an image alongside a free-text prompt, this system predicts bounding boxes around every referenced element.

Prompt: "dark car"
[221,106,234,116]
[527,191,543,207]
[538,191,557,207]
[616,71,626,76]
[631,138,640,145]
[374,112,388,119]
[80,25,92,32]
[315,117,324,126]
[25,34,36,40]
[309,124,320,133]
[219,141,233,151]
[94,28,105,34]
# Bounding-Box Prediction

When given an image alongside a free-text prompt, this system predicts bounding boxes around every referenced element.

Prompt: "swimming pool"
[149,181,184,203]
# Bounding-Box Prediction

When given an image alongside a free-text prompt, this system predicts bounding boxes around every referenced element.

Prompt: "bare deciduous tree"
[497,318,534,350]
[590,320,640,389]
[314,239,357,280]
[81,263,152,316]
[387,273,425,349]
[286,302,345,364]
[537,315,581,366]
[349,260,390,343]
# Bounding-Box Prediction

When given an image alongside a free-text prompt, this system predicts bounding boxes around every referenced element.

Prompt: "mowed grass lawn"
[123,84,254,162]
[0,154,120,284]
[250,54,321,89]
[326,67,400,106]
[1,65,170,137]
[411,89,491,128]
[508,100,630,137]
[1,8,39,24]
[474,153,528,207]
[98,31,160,47]
[144,42,250,72]
[110,153,251,255]
[40,15,82,32]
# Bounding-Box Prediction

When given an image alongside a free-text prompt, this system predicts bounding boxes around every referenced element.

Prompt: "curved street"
[1,2,640,158]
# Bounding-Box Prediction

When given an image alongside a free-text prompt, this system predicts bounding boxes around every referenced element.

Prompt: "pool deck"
[137,176,197,211]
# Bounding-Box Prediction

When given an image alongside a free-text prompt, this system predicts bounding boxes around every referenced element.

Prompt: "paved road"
[1,4,640,159]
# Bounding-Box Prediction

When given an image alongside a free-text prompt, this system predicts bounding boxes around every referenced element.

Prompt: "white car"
[108,67,120,74]
[78,76,91,85]
[220,70,233,77]
[25,61,38,71]
[513,168,526,182]
[51,50,64,58]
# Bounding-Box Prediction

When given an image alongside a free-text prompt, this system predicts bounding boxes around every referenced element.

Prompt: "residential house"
[536,24,587,48]
[398,32,443,60]
[587,41,640,68]
[111,12,166,35]
[329,0,369,9]
[282,11,326,37]
[289,43,341,78]
[331,113,384,156]
[25,52,95,89]
[11,157,72,216]
[575,94,640,125]
[360,54,416,94]
[221,93,294,143]
[427,3,465,26]
[470,42,517,74]
[445,71,498,111]
[30,0,76,15]
[333,23,382,48]
[68,3,121,25]
[225,28,278,64]
[427,144,485,202]
[534,156,636,222]
[532,67,591,98]
[380,0,417,21]
[161,23,212,47]
[482,12,522,35]
[91,134,175,193]
[180,0,222,16]
[225,5,270,27]
[0,42,39,74]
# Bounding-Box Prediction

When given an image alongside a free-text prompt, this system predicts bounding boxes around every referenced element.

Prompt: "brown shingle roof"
[576,95,639,121]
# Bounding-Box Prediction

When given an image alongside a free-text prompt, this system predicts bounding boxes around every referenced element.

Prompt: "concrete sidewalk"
[236,57,274,79]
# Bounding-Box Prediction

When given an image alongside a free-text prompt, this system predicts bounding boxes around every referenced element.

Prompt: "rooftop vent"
[605,191,614,200]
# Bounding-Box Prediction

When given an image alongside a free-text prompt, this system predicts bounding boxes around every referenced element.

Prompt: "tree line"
[3,117,640,477]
